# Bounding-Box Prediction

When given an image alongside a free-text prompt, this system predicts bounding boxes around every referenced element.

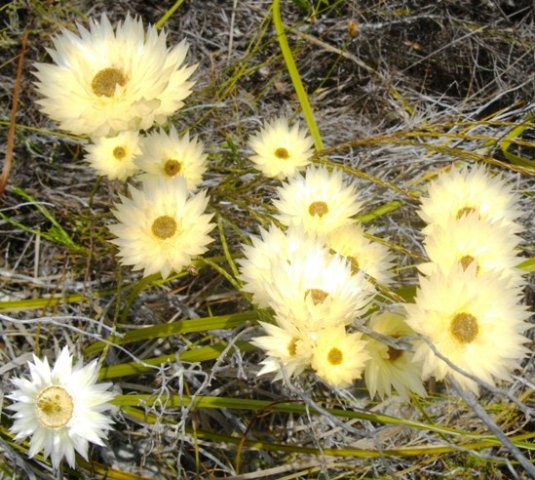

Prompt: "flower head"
[327,222,394,285]
[420,213,524,287]
[7,347,115,469]
[137,126,207,191]
[405,266,529,394]
[248,118,313,179]
[274,167,363,236]
[311,328,369,388]
[109,177,214,278]
[418,165,523,234]
[364,311,426,399]
[84,130,141,180]
[34,14,196,137]
[238,225,325,308]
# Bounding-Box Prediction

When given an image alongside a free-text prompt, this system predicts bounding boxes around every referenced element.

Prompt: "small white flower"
[311,328,369,388]
[238,225,325,308]
[364,311,426,400]
[274,167,363,236]
[34,14,196,137]
[420,212,525,287]
[84,130,141,180]
[137,126,207,191]
[251,322,312,380]
[405,266,529,394]
[418,165,523,234]
[248,118,313,179]
[327,222,395,285]
[109,177,215,278]
[7,347,115,469]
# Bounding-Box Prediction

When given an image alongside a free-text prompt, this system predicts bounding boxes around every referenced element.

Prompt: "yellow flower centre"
[36,386,73,429]
[151,215,178,239]
[308,201,329,218]
[450,312,479,343]
[456,206,476,219]
[387,346,403,362]
[91,67,127,97]
[287,338,298,357]
[164,159,182,177]
[113,146,127,160]
[327,347,343,365]
[274,147,290,159]
[305,288,329,305]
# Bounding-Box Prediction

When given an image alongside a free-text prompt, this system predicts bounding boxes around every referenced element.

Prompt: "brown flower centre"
[456,206,476,219]
[91,67,126,97]
[113,146,127,160]
[308,201,329,218]
[459,255,476,271]
[151,215,178,239]
[274,147,290,159]
[36,386,73,429]
[387,346,403,362]
[287,338,297,357]
[305,288,329,305]
[450,312,479,343]
[327,347,343,365]
[164,159,182,177]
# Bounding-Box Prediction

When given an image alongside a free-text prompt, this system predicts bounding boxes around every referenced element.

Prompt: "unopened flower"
[274,167,363,236]
[137,126,207,191]
[248,118,313,179]
[327,222,394,285]
[35,14,196,137]
[311,328,369,388]
[405,266,529,394]
[364,311,426,399]
[84,130,140,180]
[109,177,214,278]
[7,347,115,469]
[418,165,523,234]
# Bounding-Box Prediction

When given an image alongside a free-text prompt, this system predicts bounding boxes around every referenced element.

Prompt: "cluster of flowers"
[405,166,530,394]
[36,14,215,278]
[240,122,426,397]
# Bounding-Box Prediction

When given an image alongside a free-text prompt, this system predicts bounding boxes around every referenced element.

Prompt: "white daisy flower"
[34,14,196,137]
[251,321,313,380]
[364,311,426,400]
[327,222,395,285]
[238,225,325,308]
[84,130,141,180]
[405,266,529,394]
[109,177,215,278]
[311,328,369,388]
[274,166,363,236]
[248,117,313,179]
[420,212,525,287]
[267,251,372,332]
[418,165,523,234]
[7,346,115,469]
[136,126,207,191]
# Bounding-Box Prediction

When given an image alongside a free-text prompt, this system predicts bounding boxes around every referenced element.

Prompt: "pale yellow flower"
[248,117,313,179]
[109,177,214,278]
[84,130,140,180]
[274,167,363,236]
[137,126,207,191]
[364,311,426,399]
[405,266,529,394]
[311,328,369,388]
[35,14,196,137]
